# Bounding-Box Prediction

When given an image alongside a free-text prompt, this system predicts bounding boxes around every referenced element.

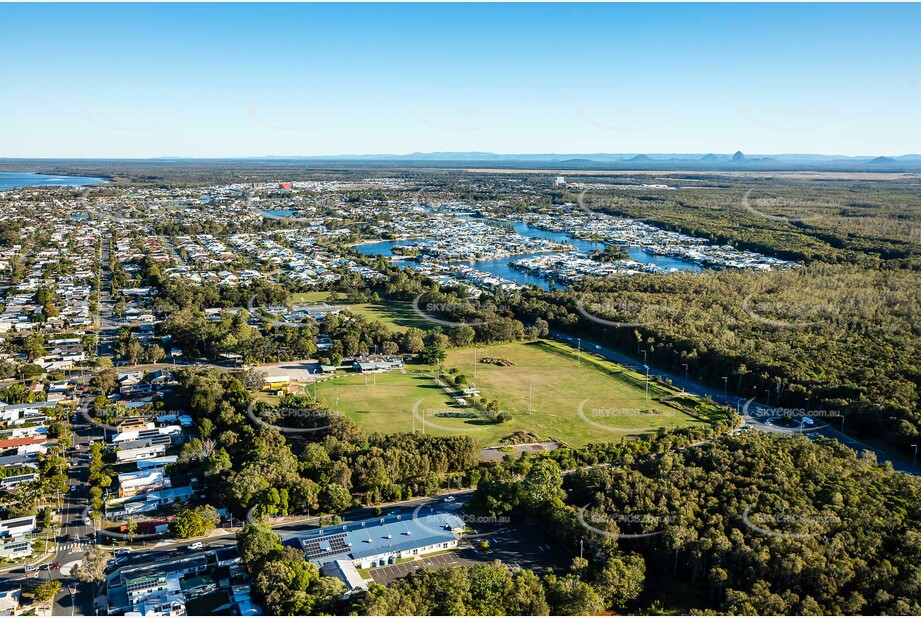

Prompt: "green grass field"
[289,293,428,333]
[311,340,711,447]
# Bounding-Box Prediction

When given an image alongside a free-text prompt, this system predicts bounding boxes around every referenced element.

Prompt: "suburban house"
[0,515,35,560]
[117,468,170,499]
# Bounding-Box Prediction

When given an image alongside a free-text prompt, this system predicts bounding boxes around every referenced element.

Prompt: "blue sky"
[1,3,919,158]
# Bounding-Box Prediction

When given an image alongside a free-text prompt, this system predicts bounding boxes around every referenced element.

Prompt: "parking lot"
[370,550,480,584]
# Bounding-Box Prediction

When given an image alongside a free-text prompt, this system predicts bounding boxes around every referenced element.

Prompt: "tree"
[242,369,267,391]
[238,524,284,570]
[521,459,563,510]
[319,483,352,513]
[146,344,165,364]
[33,580,61,603]
[91,368,118,394]
[420,345,447,366]
[544,572,606,616]
[534,317,550,337]
[125,339,143,365]
[72,546,109,584]
[171,505,220,539]
[125,519,138,543]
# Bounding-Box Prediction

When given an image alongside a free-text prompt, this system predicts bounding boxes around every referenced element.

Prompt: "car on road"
[114,547,131,556]
[188,542,204,550]
[443,496,455,503]
[24,565,40,573]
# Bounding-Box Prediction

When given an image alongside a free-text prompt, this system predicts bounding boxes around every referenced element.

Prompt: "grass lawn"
[289,293,429,333]
[315,370,470,436]
[312,340,711,447]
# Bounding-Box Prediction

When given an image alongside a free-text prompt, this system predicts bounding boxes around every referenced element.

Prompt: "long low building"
[294,511,464,571]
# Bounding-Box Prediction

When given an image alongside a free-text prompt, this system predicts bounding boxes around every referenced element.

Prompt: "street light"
[722,376,728,395]
[682,363,688,383]
[644,365,650,401]
[576,338,581,367]
[912,444,918,469]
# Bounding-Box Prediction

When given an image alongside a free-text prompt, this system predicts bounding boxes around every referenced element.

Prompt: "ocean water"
[0,171,108,190]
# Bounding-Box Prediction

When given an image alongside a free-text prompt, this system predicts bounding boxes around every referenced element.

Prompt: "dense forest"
[471,432,921,615]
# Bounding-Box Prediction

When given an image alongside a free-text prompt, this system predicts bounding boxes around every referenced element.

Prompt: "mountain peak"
[731,151,746,162]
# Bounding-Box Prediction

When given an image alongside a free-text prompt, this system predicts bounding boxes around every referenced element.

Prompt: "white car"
[188,542,204,550]
[442,496,455,503]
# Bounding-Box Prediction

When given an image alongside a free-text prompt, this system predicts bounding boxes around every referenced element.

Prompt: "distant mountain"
[24,151,918,173]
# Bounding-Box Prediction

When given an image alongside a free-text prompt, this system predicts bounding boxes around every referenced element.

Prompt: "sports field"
[312,340,712,447]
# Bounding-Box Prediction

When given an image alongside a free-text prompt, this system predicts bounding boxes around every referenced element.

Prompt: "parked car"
[188,542,204,550]
[443,496,455,503]
[114,547,131,556]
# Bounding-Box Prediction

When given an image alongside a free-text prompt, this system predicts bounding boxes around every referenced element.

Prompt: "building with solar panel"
[295,511,465,571]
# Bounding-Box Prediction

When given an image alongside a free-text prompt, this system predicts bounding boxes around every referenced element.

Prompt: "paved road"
[550,330,920,475]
